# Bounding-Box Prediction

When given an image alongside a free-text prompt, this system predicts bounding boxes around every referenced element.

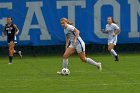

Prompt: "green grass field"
[0,54,140,93]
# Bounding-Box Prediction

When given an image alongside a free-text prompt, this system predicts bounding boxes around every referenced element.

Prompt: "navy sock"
[9,56,13,63]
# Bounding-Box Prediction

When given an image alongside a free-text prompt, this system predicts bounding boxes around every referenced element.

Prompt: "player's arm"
[65,36,69,49]
[102,29,109,34]
[73,28,80,43]
[114,28,120,36]
[13,24,19,35]
[2,26,5,38]
[113,24,120,37]
[102,25,109,34]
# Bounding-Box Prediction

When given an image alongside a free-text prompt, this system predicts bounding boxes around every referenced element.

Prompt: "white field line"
[84,83,140,86]
[74,71,140,75]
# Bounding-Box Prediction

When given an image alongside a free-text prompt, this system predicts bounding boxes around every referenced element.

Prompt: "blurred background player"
[58,18,102,74]
[102,17,120,61]
[14,36,22,58]
[2,16,20,64]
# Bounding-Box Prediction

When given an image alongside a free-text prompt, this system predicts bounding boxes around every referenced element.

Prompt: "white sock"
[63,59,68,68]
[110,49,117,57]
[86,58,98,66]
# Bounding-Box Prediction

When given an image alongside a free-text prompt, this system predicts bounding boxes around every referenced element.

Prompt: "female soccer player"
[102,17,120,61]
[2,16,19,64]
[58,18,102,73]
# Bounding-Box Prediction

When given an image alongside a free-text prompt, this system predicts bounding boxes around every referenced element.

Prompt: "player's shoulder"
[3,24,8,29]
[3,25,6,30]
[66,24,75,31]
[111,23,119,28]
[12,24,16,27]
[106,24,109,27]
[4,24,8,26]
[67,24,75,28]
[111,23,118,26]
[12,24,18,29]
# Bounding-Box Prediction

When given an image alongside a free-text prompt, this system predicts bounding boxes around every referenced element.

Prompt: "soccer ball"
[61,68,70,75]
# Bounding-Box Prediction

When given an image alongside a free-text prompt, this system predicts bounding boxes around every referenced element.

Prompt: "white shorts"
[108,37,117,45]
[68,41,85,53]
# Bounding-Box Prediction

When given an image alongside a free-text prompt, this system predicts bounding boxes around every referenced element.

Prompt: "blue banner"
[0,0,140,46]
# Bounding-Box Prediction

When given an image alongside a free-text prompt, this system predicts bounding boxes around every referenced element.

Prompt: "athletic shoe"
[115,55,119,62]
[8,62,12,64]
[57,71,62,75]
[97,62,102,71]
[18,51,22,58]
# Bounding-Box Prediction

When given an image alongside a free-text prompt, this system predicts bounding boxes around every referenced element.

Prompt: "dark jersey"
[5,24,16,37]
[4,24,16,43]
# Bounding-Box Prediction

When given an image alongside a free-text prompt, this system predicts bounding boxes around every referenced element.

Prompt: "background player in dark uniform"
[2,16,19,64]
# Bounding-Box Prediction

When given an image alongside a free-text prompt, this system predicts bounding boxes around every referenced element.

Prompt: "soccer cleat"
[8,62,12,64]
[18,51,22,58]
[97,62,102,71]
[57,71,62,75]
[115,55,119,62]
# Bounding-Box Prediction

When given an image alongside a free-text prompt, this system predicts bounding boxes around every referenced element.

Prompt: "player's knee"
[9,47,12,52]
[63,54,68,59]
[108,47,112,51]
[9,48,14,56]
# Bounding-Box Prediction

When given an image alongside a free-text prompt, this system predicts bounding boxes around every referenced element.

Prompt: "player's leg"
[14,36,22,58]
[78,52,102,71]
[108,43,119,61]
[76,42,102,71]
[8,42,15,64]
[57,47,75,74]
[14,49,22,58]
[63,47,75,68]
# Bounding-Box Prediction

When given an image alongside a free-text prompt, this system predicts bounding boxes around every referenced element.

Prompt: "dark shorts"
[7,37,15,44]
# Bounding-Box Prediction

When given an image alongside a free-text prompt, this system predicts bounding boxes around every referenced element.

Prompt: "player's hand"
[113,33,116,37]
[65,43,68,50]
[65,46,68,50]
[101,29,105,32]
[102,29,109,33]
[15,32,19,35]
[73,39,76,45]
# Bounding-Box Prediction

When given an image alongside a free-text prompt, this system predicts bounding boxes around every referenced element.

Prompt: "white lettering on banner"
[94,0,120,38]
[19,1,51,40]
[0,0,140,43]
[128,0,140,38]
[57,0,86,23]
[0,3,12,41]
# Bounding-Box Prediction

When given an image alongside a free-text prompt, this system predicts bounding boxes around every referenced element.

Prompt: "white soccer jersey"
[105,23,119,45]
[64,24,84,43]
[64,24,85,53]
